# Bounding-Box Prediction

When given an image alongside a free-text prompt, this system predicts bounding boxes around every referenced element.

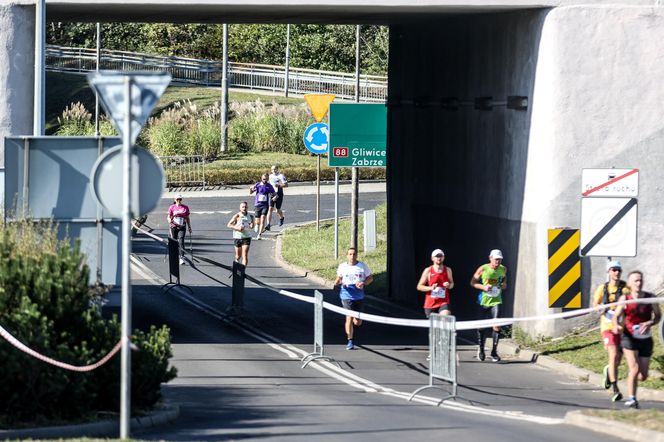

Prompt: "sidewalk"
[163,180,386,199]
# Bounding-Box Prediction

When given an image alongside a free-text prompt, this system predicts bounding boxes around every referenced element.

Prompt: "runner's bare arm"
[445,267,454,289]
[470,266,489,291]
[416,268,433,292]
[227,214,239,230]
[612,294,626,333]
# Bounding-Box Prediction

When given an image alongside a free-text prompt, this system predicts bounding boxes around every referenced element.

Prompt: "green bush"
[55,102,118,137]
[203,165,386,186]
[0,219,176,426]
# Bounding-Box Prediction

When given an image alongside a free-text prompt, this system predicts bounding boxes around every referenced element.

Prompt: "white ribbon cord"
[0,323,125,372]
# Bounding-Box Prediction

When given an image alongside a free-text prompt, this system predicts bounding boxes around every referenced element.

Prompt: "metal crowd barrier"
[301,290,341,369]
[409,314,457,403]
[158,155,206,188]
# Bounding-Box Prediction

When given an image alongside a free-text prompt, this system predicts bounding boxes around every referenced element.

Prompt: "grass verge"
[280,203,387,295]
[513,325,664,390]
[580,409,664,432]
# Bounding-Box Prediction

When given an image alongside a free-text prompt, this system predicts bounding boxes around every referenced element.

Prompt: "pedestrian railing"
[45,45,387,102]
[409,314,457,403]
[157,155,206,188]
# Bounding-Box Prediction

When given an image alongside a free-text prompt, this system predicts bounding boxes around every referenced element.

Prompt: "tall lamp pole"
[221,24,229,153]
[33,0,45,135]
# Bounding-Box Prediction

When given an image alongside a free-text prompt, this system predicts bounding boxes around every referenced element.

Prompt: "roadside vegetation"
[47,72,386,185]
[0,219,176,428]
[280,203,387,295]
[513,325,664,390]
[580,409,664,432]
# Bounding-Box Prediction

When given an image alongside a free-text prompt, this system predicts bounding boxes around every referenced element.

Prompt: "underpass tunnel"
[387,10,548,323]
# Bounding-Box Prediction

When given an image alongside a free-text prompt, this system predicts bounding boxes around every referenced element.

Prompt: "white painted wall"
[0,1,34,167]
[520,5,664,335]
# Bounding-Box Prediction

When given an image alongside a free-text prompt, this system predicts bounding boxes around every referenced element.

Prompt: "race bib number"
[345,272,364,285]
[632,324,652,339]
[431,287,446,299]
[486,286,501,298]
[173,216,185,226]
[258,194,267,202]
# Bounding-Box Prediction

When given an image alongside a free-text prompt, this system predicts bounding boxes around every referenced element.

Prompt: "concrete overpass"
[2,0,664,336]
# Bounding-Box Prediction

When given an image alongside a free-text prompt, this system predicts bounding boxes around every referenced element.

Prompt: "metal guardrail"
[45,45,387,102]
[301,290,341,369]
[158,155,206,188]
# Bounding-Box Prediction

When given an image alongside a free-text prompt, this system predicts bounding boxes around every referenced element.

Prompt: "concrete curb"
[0,403,179,440]
[498,340,664,402]
[273,224,335,290]
[565,410,664,442]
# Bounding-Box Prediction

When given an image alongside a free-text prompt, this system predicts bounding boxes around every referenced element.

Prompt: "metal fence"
[45,45,387,102]
[409,314,457,403]
[158,155,206,188]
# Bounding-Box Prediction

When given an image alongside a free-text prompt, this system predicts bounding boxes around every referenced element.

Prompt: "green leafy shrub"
[0,219,176,426]
[203,165,385,186]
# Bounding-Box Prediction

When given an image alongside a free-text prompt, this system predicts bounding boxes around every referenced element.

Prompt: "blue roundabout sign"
[303,123,329,155]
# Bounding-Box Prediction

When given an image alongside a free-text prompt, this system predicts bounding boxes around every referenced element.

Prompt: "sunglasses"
[609,268,621,272]
[434,254,444,258]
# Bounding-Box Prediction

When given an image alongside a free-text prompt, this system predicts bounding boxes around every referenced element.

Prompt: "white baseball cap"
[607,260,622,270]
[175,193,184,200]
[489,249,503,259]
[431,249,445,258]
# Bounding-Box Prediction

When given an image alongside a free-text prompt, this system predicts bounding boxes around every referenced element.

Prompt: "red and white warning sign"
[582,168,638,197]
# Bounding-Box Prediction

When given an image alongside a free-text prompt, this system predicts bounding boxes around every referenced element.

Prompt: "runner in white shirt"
[334,247,373,350]
[266,164,288,231]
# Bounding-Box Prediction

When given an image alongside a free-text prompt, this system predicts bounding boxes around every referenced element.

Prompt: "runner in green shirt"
[470,249,507,362]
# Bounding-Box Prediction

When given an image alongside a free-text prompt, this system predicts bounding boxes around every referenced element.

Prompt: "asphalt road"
[121,186,634,441]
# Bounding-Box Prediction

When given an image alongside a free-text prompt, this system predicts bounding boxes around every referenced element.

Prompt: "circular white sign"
[91,146,165,217]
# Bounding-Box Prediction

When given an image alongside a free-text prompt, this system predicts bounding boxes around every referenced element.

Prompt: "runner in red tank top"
[612,270,661,409]
[417,248,455,318]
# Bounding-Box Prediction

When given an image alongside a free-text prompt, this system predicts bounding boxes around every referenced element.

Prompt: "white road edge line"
[130,256,563,426]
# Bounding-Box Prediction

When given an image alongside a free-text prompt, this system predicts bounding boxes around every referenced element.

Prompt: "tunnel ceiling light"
[474,97,493,110]
[507,96,528,110]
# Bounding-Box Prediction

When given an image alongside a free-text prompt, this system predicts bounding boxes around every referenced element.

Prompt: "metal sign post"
[87,72,170,439]
[303,95,335,232]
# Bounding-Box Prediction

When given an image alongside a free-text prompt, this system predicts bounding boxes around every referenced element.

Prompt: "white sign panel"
[581,168,638,197]
[88,72,171,145]
[580,197,637,257]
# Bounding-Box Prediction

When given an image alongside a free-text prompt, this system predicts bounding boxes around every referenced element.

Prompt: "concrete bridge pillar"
[0,0,35,166]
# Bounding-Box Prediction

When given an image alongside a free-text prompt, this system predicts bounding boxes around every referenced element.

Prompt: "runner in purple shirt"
[249,173,275,240]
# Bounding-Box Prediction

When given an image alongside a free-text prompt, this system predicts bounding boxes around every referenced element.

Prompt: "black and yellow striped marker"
[548,228,581,309]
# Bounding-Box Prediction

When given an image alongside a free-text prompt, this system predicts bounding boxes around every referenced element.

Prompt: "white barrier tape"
[134,224,167,244]
[456,297,663,331]
[277,289,662,331]
[279,289,316,304]
[0,323,125,372]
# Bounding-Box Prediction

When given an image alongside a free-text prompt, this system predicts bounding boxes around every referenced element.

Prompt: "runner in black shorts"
[227,202,255,266]
[266,165,288,230]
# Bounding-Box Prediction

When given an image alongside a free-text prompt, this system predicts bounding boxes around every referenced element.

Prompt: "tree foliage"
[47,23,389,75]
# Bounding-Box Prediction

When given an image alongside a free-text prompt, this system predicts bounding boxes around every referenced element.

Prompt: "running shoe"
[490,352,501,362]
[602,364,611,389]
[624,397,639,409]
[346,339,354,350]
[279,217,284,226]
[256,234,262,240]
[612,391,623,402]
[477,348,485,361]
[426,354,431,361]
[179,258,185,265]
[265,224,271,231]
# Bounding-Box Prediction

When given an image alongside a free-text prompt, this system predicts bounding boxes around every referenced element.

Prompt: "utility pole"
[95,23,101,136]
[33,0,45,135]
[350,25,361,250]
[220,24,229,153]
[284,24,291,97]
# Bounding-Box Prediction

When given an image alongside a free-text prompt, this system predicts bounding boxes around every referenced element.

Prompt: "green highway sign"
[328,103,387,167]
